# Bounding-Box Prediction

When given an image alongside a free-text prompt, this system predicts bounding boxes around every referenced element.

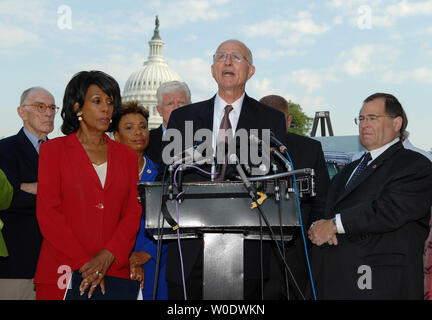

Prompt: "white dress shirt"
[212,93,245,153]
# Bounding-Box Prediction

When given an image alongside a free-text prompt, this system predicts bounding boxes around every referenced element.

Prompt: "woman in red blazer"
[35,71,141,299]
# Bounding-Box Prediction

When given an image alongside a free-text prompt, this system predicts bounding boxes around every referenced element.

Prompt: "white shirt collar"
[214,92,245,129]
[368,137,400,163]
[212,92,245,154]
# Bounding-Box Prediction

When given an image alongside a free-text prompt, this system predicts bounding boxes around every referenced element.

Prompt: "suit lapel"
[198,96,215,131]
[65,133,104,188]
[104,135,115,190]
[237,94,258,131]
[334,141,404,205]
[16,128,39,176]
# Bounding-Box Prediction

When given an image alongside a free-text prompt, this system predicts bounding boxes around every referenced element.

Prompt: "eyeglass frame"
[23,103,59,114]
[354,114,396,125]
[213,51,251,65]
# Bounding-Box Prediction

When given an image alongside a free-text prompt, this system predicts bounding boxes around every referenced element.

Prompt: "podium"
[138,180,301,300]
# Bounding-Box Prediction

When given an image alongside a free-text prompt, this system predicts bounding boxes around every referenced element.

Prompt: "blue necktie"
[346,152,371,189]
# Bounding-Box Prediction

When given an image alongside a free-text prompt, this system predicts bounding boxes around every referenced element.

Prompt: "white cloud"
[249,77,298,103]
[338,44,399,76]
[241,11,329,46]
[386,0,432,17]
[254,48,305,60]
[381,68,432,84]
[74,53,144,86]
[169,57,217,102]
[329,0,432,29]
[340,45,376,75]
[299,96,328,113]
[0,23,41,49]
[287,69,339,92]
[412,67,432,84]
[150,0,231,27]
[333,16,344,24]
[0,0,49,24]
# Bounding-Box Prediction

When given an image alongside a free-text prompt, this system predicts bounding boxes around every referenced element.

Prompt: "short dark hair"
[259,95,289,118]
[112,101,149,132]
[363,92,408,141]
[61,70,122,135]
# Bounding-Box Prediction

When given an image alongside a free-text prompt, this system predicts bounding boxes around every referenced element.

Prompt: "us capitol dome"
[122,16,182,129]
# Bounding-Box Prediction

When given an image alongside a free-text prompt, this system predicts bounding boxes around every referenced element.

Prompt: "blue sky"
[1,0,431,151]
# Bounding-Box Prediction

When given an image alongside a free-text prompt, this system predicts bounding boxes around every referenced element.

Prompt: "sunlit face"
[75,84,114,133]
[114,113,149,153]
[18,89,55,139]
[156,90,189,127]
[211,40,255,92]
[358,98,402,151]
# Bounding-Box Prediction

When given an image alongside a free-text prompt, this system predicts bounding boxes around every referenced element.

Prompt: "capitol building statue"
[122,16,182,129]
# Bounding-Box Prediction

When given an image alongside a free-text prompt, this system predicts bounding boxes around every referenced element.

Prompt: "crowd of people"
[0,39,431,300]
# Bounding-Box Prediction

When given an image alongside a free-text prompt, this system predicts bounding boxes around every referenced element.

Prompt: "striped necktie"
[215,105,233,181]
[345,152,371,189]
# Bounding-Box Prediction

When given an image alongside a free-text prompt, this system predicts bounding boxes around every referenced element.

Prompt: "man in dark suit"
[308,93,432,299]
[145,81,191,166]
[259,94,329,299]
[163,39,286,299]
[0,87,57,299]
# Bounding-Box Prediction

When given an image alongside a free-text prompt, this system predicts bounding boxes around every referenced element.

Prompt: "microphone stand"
[232,154,306,299]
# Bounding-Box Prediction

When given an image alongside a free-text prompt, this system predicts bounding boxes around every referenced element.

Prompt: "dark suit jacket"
[163,94,287,285]
[284,132,329,228]
[312,141,432,299]
[0,128,42,278]
[146,125,163,166]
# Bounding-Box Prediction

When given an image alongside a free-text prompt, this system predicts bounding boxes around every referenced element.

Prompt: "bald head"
[20,87,54,106]
[260,95,292,131]
[17,86,56,139]
[216,39,253,65]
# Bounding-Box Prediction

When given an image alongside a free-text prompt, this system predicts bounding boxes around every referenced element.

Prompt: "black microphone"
[230,154,257,201]
[270,131,287,153]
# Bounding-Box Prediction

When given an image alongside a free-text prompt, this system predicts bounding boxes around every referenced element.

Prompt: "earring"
[109,119,112,123]
[76,111,83,121]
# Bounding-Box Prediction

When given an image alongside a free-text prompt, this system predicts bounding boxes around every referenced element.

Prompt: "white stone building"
[122,16,182,129]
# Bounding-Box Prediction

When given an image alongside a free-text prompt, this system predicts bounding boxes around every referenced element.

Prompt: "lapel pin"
[372,164,377,169]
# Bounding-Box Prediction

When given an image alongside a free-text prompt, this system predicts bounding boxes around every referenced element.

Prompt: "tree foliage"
[288,101,313,136]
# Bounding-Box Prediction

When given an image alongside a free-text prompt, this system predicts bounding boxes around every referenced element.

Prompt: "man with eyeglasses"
[0,87,57,299]
[163,39,286,299]
[308,92,432,299]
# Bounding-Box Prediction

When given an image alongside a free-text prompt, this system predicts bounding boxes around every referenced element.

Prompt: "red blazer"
[34,133,141,285]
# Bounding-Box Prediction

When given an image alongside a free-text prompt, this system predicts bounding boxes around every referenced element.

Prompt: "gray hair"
[20,87,52,106]
[156,81,191,106]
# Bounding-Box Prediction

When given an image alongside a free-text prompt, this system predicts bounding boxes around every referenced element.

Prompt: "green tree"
[288,101,313,136]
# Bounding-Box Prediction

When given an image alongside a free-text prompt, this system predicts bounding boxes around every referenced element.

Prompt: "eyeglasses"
[213,52,251,65]
[354,114,395,125]
[24,103,59,114]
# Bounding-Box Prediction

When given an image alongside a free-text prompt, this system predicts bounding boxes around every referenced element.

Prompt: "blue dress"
[134,155,168,300]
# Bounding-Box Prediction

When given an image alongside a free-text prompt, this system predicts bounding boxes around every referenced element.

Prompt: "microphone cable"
[233,156,306,300]
[152,165,168,300]
[284,150,317,300]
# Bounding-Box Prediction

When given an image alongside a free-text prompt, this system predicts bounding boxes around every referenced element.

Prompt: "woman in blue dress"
[112,101,167,300]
